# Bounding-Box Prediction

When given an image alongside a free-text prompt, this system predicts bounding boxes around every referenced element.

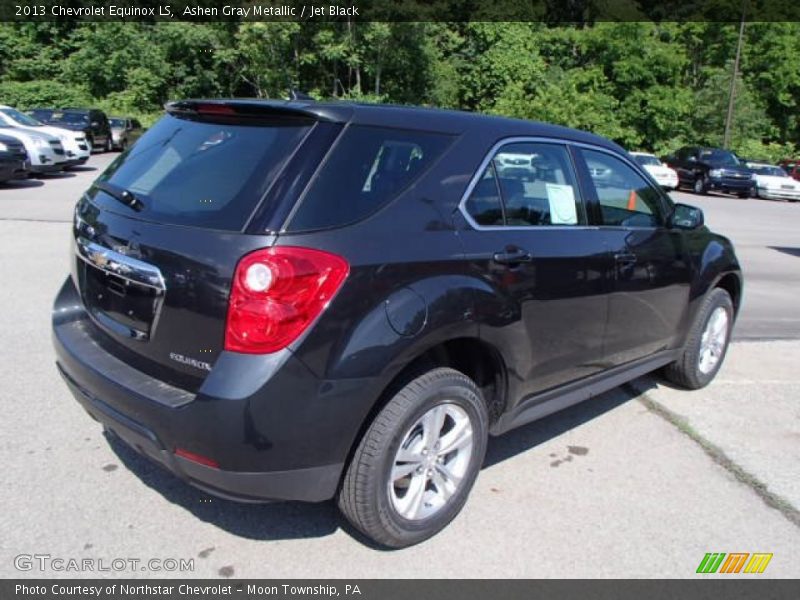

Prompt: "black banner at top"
[1,0,800,22]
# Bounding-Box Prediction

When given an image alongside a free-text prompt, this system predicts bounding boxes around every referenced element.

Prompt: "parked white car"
[630,151,679,190]
[746,162,800,202]
[0,124,67,174]
[0,105,90,167]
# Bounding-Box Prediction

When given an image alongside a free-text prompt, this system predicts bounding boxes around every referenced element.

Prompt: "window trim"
[458,137,593,231]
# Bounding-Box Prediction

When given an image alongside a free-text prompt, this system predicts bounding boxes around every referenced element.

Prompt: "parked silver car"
[0,105,90,166]
[109,117,144,151]
[0,125,67,174]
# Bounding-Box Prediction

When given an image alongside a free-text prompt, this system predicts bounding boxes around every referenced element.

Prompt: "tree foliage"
[0,21,797,158]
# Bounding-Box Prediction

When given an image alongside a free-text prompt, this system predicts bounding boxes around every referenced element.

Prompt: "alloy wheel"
[698,306,729,374]
[388,403,474,521]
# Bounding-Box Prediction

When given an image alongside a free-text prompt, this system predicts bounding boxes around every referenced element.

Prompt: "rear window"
[89,114,312,231]
[287,125,452,231]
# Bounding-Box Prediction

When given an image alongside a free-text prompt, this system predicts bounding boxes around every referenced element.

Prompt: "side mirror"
[688,156,697,162]
[669,203,704,230]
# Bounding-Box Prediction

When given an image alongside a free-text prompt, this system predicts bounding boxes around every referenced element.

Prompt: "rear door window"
[287,125,452,231]
[464,142,584,227]
[89,114,312,231]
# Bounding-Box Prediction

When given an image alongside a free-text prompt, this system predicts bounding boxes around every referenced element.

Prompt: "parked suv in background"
[0,133,29,182]
[0,105,90,166]
[0,124,66,174]
[109,117,144,151]
[29,108,112,152]
[53,100,742,548]
[664,146,755,197]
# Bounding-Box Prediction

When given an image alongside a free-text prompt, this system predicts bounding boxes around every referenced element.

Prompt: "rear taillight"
[224,247,349,354]
[195,103,236,115]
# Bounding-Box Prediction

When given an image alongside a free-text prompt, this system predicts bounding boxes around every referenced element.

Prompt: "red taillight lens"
[174,448,219,469]
[195,103,236,115]
[224,247,349,354]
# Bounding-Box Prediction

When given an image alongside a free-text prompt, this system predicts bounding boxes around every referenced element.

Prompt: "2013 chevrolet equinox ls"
[52,100,742,548]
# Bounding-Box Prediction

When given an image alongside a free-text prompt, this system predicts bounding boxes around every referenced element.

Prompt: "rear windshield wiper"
[94,181,144,212]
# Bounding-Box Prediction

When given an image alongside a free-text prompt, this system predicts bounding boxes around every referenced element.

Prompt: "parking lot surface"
[0,156,798,578]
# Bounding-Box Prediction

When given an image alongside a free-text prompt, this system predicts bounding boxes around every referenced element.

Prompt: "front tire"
[339,367,488,548]
[663,288,734,389]
[693,175,708,195]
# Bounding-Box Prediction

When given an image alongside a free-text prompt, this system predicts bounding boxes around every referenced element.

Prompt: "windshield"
[109,118,126,128]
[47,112,90,125]
[0,107,43,127]
[752,165,788,177]
[89,113,312,231]
[699,149,741,166]
[633,154,661,166]
[29,109,53,121]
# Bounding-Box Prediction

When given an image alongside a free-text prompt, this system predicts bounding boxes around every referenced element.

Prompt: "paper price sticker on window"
[546,183,578,225]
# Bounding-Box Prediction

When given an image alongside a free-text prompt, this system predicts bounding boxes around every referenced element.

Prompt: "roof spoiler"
[164,99,332,122]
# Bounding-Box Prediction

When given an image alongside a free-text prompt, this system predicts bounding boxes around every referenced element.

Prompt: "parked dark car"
[29,108,113,152]
[778,159,800,182]
[52,100,743,548]
[664,146,755,197]
[0,133,30,182]
[109,117,144,151]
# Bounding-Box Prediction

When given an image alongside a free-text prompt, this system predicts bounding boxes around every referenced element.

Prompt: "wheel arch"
[338,336,507,489]
[713,271,743,317]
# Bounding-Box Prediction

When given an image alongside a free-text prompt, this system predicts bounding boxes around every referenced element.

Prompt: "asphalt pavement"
[0,155,797,578]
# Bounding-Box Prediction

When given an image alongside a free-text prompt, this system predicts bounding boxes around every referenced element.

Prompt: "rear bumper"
[57,363,341,503]
[52,278,375,503]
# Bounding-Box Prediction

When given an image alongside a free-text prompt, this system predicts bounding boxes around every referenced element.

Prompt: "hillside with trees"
[1,21,798,159]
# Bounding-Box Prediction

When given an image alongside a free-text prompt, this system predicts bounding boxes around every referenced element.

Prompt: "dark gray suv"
[53,100,742,547]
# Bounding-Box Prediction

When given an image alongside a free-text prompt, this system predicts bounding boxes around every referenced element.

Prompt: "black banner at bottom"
[4,580,800,600]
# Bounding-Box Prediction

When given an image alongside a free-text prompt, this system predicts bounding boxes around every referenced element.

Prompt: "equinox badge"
[169,352,212,372]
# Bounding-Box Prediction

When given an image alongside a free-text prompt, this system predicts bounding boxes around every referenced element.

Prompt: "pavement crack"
[627,383,800,530]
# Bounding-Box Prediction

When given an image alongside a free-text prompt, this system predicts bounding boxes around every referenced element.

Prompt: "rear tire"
[339,368,488,548]
[663,288,734,390]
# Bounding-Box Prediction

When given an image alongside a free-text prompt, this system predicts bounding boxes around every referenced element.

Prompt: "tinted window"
[465,142,583,227]
[288,125,452,231]
[580,149,665,227]
[464,163,504,226]
[89,113,312,231]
